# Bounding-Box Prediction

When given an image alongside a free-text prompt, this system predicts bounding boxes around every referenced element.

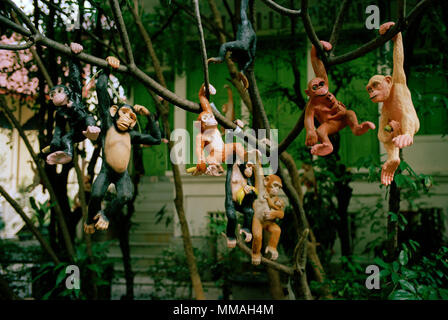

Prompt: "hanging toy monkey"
[84,56,162,234]
[207,0,255,89]
[304,41,375,156]
[365,22,420,186]
[43,43,101,165]
[188,83,246,176]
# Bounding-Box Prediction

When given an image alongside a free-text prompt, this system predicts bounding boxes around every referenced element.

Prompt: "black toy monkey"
[44,43,101,165]
[224,158,258,248]
[84,56,162,234]
[208,0,256,88]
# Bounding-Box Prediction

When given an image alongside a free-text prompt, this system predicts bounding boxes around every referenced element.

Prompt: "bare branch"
[0,185,61,264]
[328,0,436,66]
[260,0,301,17]
[109,0,135,67]
[301,0,327,65]
[0,97,75,260]
[278,110,305,153]
[193,0,210,98]
[0,40,34,50]
[0,14,32,36]
[328,0,350,51]
[5,0,38,34]
[227,231,295,275]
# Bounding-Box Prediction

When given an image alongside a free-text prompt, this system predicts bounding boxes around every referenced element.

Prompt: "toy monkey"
[252,159,285,265]
[366,22,420,186]
[224,158,258,248]
[304,41,375,156]
[208,0,255,89]
[84,56,162,234]
[189,83,246,176]
[44,43,101,165]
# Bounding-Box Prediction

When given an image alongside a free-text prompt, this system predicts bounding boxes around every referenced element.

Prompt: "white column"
[172,72,188,174]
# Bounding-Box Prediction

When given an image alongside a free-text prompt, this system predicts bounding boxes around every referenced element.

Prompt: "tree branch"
[328,0,350,51]
[0,40,34,50]
[6,0,38,34]
[0,97,75,260]
[109,0,135,68]
[278,110,305,153]
[301,0,327,65]
[193,0,210,98]
[260,0,301,17]
[0,185,61,264]
[328,0,436,66]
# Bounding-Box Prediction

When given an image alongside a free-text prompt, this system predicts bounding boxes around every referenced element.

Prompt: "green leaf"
[389,289,417,300]
[438,288,448,300]
[56,268,68,285]
[399,250,409,266]
[391,272,400,284]
[393,261,400,272]
[399,279,416,294]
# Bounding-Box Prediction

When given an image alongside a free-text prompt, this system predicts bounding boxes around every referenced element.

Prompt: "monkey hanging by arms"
[304,41,375,156]
[189,83,246,176]
[207,0,255,89]
[366,22,420,186]
[43,43,101,165]
[84,56,162,234]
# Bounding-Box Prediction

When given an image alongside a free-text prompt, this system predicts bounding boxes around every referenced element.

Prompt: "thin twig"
[0,40,34,50]
[0,185,61,264]
[193,0,210,98]
[109,0,135,68]
[301,0,326,65]
[260,0,301,17]
[5,0,38,34]
[328,0,350,52]
[0,97,75,260]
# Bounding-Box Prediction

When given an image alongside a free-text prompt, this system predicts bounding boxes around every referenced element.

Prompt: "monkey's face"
[244,164,253,178]
[305,78,328,98]
[200,112,217,128]
[50,86,69,106]
[264,175,283,196]
[113,106,137,131]
[366,75,392,103]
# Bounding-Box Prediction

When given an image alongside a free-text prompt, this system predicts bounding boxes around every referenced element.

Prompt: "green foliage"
[32,240,114,300]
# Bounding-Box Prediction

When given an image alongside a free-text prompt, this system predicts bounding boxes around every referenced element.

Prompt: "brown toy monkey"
[305,41,375,156]
[366,22,420,186]
[252,159,285,265]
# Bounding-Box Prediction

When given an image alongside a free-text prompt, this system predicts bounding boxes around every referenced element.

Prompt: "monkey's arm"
[310,41,331,84]
[69,59,83,101]
[265,196,281,210]
[392,33,406,85]
[96,71,113,129]
[130,114,161,145]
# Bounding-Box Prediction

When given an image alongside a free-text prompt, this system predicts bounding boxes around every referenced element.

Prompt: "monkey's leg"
[225,196,238,249]
[102,172,134,231]
[265,222,281,261]
[381,142,400,186]
[251,217,263,265]
[345,110,376,136]
[46,132,74,165]
[209,41,247,64]
[311,123,334,156]
[238,202,254,242]
[85,169,110,234]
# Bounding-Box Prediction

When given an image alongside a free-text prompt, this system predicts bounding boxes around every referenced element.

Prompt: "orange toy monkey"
[251,159,285,265]
[304,41,375,156]
[190,84,246,176]
[366,22,420,186]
